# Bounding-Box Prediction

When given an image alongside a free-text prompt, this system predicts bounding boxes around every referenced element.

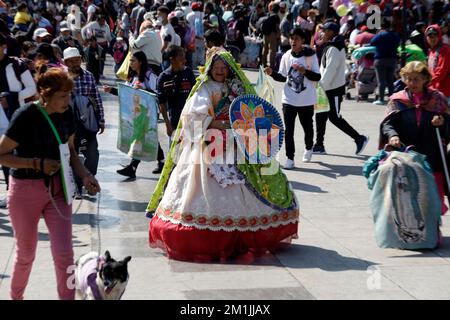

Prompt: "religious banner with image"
[117,83,158,161]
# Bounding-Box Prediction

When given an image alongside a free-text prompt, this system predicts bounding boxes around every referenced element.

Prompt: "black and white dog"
[75,251,131,300]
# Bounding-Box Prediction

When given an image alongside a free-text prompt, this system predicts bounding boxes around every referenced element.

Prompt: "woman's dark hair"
[17,2,28,11]
[205,2,215,13]
[129,51,149,83]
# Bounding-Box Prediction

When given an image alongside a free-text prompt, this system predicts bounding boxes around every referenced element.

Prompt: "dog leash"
[96,191,102,259]
[48,186,103,261]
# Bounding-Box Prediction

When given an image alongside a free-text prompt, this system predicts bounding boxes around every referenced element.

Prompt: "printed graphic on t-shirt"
[287,66,306,94]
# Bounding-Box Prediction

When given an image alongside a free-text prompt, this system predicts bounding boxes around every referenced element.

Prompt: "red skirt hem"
[149,217,298,262]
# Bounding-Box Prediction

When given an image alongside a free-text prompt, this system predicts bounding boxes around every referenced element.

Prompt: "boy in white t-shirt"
[265,27,321,169]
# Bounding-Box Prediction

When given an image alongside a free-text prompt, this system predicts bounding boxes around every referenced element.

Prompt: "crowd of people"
[0,0,450,299]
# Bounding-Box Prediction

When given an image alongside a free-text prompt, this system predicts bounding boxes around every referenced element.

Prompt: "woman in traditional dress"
[146,47,299,262]
[380,61,450,215]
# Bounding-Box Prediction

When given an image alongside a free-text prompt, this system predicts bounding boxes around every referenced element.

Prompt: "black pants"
[315,92,360,146]
[283,104,314,160]
[75,132,99,191]
[130,143,165,168]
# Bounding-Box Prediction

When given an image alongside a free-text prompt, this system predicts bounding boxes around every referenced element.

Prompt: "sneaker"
[152,162,164,174]
[355,135,369,155]
[117,164,137,178]
[302,149,313,162]
[284,159,295,169]
[373,100,386,106]
[312,144,327,154]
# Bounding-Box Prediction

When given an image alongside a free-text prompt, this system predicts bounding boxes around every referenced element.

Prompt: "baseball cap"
[60,21,70,32]
[63,47,82,60]
[191,2,201,10]
[175,9,185,19]
[426,27,439,36]
[33,28,51,41]
[321,22,340,34]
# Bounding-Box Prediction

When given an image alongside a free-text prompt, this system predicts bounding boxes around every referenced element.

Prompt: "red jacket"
[426,25,450,98]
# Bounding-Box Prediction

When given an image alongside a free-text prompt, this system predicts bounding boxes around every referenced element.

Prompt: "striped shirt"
[72,69,105,124]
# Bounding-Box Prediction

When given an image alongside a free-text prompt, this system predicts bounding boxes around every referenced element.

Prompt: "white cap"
[175,9,185,19]
[63,47,82,60]
[60,21,70,32]
[33,28,51,41]
[139,0,146,4]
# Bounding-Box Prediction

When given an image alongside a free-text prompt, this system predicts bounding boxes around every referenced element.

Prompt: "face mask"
[33,13,41,19]
[157,16,164,23]
[3,48,7,55]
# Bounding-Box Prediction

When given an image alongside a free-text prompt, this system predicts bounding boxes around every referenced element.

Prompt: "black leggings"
[315,93,360,146]
[282,104,314,160]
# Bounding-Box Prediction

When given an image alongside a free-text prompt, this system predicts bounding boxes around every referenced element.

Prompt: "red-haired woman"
[0,68,100,300]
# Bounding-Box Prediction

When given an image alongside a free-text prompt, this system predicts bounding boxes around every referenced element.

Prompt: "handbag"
[116,50,132,81]
[314,85,330,113]
[72,95,100,133]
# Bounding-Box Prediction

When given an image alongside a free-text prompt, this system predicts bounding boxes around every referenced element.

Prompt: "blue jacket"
[370,31,400,59]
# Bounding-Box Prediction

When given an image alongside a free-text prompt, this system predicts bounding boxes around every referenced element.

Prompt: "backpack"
[258,15,273,36]
[226,19,239,42]
[71,95,100,134]
[364,149,442,249]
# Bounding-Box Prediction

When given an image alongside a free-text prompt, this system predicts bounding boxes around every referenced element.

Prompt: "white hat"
[175,9,185,19]
[63,47,82,60]
[60,21,70,32]
[33,28,51,41]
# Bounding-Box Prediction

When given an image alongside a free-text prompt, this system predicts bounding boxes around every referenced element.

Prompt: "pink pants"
[433,172,448,215]
[8,176,74,300]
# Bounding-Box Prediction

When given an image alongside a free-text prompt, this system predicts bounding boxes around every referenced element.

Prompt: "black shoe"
[312,144,327,154]
[355,135,369,155]
[152,162,164,174]
[117,164,136,178]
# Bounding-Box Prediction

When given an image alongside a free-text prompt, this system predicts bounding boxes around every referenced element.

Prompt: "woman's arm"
[0,135,60,174]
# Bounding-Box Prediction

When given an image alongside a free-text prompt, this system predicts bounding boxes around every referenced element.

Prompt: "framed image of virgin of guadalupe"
[117,83,158,161]
[230,94,284,164]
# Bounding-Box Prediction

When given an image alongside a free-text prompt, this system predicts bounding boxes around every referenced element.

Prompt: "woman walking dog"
[0,67,100,300]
